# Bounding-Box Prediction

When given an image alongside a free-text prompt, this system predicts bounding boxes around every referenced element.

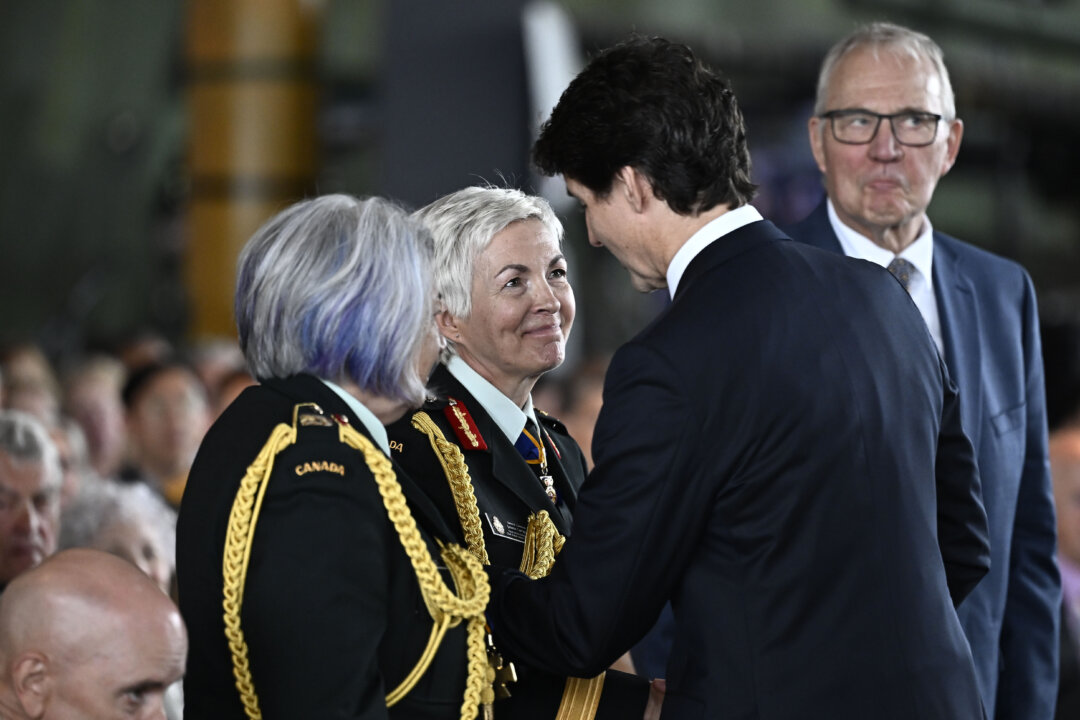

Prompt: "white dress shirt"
[666,205,764,299]
[446,355,538,441]
[827,199,944,355]
[320,378,392,456]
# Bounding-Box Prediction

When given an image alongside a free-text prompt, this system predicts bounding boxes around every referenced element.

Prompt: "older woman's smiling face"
[440,218,574,404]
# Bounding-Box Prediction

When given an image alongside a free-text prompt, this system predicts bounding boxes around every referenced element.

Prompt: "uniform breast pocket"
[990,402,1026,437]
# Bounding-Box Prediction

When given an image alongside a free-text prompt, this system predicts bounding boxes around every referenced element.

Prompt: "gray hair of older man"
[814,22,957,122]
[0,410,61,489]
[234,194,435,408]
[416,186,564,329]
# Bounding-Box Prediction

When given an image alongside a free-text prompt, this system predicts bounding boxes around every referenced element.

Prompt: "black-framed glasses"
[820,109,943,147]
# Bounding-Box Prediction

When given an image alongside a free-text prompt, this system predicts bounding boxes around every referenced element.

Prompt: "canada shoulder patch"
[294,460,346,477]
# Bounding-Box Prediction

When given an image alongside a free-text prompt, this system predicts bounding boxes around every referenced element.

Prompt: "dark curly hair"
[532,36,756,215]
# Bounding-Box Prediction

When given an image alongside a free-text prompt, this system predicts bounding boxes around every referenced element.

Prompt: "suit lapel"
[932,236,983,451]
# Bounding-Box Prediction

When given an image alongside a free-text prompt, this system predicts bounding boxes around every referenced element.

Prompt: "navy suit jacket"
[786,200,1061,720]
[488,219,991,719]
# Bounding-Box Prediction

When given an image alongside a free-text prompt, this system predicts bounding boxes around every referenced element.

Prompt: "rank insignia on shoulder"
[298,412,334,427]
[443,397,488,451]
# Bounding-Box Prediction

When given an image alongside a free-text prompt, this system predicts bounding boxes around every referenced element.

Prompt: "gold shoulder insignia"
[294,403,333,427]
[443,397,488,451]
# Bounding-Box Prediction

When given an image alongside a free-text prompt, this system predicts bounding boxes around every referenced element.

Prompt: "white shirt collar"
[666,205,764,299]
[826,199,934,282]
[319,378,391,456]
[446,355,536,444]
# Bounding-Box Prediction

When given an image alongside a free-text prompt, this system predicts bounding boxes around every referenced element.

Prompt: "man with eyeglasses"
[786,22,1060,720]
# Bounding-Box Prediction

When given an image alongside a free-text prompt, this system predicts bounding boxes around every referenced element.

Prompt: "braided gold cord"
[520,511,566,579]
[222,423,297,720]
[410,412,489,565]
[336,422,489,718]
[221,409,488,720]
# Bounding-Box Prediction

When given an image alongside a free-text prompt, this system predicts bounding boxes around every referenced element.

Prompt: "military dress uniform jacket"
[388,363,650,719]
[486,220,990,720]
[177,374,484,720]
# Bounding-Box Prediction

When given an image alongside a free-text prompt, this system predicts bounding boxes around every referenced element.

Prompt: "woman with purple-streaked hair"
[176,194,492,719]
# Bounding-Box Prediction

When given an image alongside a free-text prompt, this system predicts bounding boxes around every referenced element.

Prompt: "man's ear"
[808,116,828,175]
[12,653,50,719]
[940,118,964,177]
[614,166,653,214]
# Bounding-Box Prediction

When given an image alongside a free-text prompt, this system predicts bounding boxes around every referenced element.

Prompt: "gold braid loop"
[520,510,566,579]
[222,422,297,720]
[336,421,489,718]
[220,407,489,720]
[410,411,489,564]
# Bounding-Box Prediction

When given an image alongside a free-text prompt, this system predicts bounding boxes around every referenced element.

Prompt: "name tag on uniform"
[485,513,527,544]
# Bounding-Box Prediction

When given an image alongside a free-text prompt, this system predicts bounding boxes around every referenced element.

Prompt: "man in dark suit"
[484,35,991,719]
[784,23,1060,720]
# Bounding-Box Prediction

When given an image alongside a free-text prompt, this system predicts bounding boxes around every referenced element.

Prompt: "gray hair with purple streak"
[235,194,434,407]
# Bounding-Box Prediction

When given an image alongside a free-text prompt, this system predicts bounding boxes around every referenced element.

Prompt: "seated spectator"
[120,361,210,508]
[0,548,186,719]
[0,411,61,593]
[62,354,129,481]
[187,336,247,403]
[60,479,175,596]
[1,344,61,430]
[49,417,94,508]
[114,328,174,374]
[210,367,256,420]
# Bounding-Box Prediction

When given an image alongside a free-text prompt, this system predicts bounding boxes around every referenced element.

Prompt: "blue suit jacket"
[786,199,1061,720]
[488,219,990,719]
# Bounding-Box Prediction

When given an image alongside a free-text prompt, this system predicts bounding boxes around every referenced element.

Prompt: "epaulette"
[295,403,336,428]
[442,396,488,451]
[534,407,568,433]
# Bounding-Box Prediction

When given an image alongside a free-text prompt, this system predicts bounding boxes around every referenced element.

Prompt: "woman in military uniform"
[177,195,491,719]
[387,187,650,718]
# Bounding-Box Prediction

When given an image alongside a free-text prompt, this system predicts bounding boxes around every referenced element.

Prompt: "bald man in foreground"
[0,548,187,719]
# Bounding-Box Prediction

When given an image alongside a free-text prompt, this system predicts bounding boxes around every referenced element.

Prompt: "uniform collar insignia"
[443,396,488,451]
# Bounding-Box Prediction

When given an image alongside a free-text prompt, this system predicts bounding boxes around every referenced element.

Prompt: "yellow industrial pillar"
[186,0,320,339]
